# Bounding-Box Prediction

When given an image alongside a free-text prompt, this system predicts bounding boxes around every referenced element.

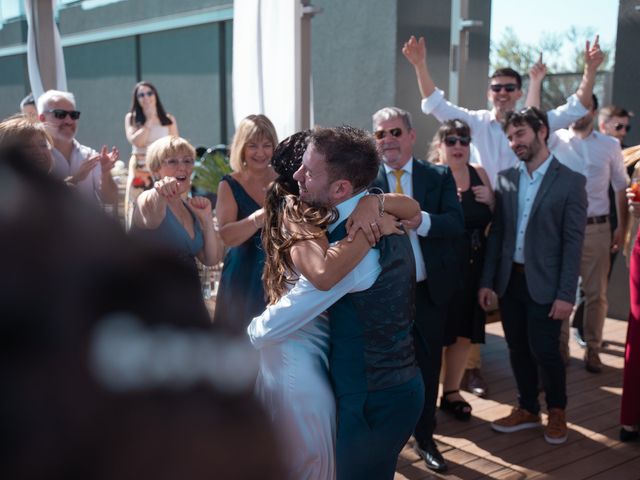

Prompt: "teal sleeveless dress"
[213,175,266,335]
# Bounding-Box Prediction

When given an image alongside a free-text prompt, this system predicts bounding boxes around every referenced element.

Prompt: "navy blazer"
[372,158,464,307]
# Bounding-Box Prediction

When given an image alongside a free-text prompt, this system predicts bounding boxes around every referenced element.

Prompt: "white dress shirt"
[549,129,628,217]
[51,139,102,203]
[383,158,428,281]
[247,191,381,349]
[513,154,554,264]
[421,90,587,187]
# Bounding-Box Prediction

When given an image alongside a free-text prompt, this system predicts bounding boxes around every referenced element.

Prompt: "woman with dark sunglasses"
[427,119,494,421]
[124,81,179,228]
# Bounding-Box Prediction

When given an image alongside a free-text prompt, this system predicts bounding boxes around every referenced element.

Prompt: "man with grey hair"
[38,90,118,206]
[371,106,464,473]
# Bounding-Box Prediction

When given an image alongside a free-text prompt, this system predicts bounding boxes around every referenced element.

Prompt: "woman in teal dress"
[213,115,278,335]
[132,136,223,274]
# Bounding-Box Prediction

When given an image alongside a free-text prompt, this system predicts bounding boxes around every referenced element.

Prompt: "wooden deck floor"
[395,317,640,480]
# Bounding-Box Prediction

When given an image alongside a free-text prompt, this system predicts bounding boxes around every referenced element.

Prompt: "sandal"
[440,390,472,421]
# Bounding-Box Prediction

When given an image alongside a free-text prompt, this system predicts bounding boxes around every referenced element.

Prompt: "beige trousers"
[580,222,611,350]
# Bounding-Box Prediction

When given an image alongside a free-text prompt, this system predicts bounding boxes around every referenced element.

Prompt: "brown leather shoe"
[584,348,603,373]
[461,368,488,397]
[491,407,540,433]
[544,408,568,444]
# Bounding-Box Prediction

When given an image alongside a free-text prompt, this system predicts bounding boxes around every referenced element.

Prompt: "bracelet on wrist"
[368,187,385,217]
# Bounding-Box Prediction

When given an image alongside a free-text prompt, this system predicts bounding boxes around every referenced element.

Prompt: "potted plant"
[191,144,232,209]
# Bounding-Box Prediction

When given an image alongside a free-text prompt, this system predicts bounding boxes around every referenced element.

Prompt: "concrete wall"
[310,0,491,158]
[311,0,397,131]
[394,0,491,158]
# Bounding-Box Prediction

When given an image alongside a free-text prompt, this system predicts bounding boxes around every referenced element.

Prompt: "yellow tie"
[393,169,404,194]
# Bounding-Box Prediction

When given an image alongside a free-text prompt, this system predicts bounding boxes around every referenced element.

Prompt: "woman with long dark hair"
[124,81,178,227]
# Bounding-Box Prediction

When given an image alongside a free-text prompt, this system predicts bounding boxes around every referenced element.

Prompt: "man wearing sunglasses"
[599,105,633,149]
[402,35,602,188]
[544,94,628,374]
[371,106,464,473]
[37,90,118,206]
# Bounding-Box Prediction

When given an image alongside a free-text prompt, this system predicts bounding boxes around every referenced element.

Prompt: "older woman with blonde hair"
[0,114,53,173]
[213,114,278,335]
[132,136,223,273]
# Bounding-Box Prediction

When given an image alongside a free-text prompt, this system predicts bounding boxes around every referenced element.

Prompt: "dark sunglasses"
[45,109,81,120]
[614,123,631,132]
[490,83,518,93]
[443,136,471,147]
[373,128,403,140]
[137,91,155,99]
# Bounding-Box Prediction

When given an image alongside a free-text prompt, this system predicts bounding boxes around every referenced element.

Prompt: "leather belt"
[586,215,608,225]
[512,262,525,273]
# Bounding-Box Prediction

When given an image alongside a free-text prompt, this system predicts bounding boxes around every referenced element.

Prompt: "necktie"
[393,169,404,194]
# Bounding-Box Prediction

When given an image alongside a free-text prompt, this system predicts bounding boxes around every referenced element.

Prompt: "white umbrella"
[24,0,67,101]
[232,0,319,140]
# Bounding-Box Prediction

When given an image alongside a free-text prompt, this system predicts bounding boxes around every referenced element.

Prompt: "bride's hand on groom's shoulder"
[347,195,384,245]
[378,213,404,237]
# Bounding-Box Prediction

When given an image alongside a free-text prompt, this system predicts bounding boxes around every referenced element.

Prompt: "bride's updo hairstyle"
[262,130,337,304]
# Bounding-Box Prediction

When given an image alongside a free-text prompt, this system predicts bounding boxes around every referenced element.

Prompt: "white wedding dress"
[249,279,336,480]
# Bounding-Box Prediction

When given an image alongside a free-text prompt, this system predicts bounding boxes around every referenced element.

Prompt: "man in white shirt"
[401,35,603,187]
[549,94,629,373]
[37,90,118,206]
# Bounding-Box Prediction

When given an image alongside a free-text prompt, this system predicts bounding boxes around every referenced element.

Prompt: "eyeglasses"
[614,123,631,132]
[443,136,471,147]
[137,91,155,99]
[45,109,81,120]
[490,83,518,93]
[163,158,195,168]
[373,128,403,140]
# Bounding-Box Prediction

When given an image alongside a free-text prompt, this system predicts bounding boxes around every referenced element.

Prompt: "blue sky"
[491,0,620,67]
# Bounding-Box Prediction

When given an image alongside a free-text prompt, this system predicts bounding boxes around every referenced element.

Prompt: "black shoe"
[574,328,587,348]
[462,368,488,397]
[620,427,640,442]
[414,439,448,472]
[440,390,472,421]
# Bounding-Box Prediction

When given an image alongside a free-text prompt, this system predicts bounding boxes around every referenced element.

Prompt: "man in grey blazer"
[478,107,587,445]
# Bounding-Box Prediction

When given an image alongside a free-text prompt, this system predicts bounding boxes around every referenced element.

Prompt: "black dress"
[213,175,266,335]
[443,165,493,345]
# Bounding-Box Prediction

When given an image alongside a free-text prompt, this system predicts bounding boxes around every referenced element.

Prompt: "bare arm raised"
[402,35,436,99]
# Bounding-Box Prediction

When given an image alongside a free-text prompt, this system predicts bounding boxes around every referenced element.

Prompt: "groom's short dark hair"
[309,125,380,191]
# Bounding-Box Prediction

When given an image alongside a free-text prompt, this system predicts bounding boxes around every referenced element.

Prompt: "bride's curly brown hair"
[262,131,337,304]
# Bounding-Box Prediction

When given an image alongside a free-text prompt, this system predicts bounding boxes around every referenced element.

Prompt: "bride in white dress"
[247,131,420,480]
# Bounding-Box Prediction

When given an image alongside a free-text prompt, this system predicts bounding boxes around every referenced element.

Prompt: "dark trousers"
[336,374,424,480]
[500,269,567,414]
[412,280,448,446]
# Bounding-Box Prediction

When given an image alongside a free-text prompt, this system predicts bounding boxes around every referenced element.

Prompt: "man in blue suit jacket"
[479,107,587,445]
[372,107,464,473]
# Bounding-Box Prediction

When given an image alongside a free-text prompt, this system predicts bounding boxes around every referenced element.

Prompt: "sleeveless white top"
[131,123,170,155]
